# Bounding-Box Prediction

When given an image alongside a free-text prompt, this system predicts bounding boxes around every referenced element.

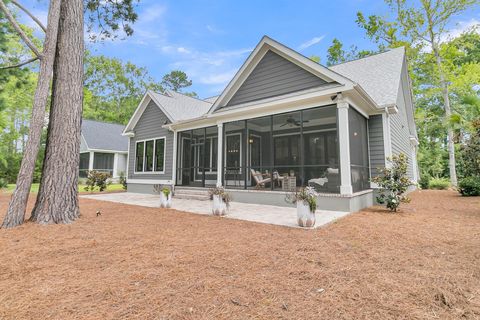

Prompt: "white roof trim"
[122,90,174,135]
[208,36,356,114]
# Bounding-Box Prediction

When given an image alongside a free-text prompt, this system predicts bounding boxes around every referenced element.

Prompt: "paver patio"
[80,192,350,228]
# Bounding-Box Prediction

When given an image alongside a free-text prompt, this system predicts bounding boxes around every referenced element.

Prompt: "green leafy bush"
[418,175,430,189]
[119,171,127,190]
[84,170,111,192]
[458,177,480,196]
[0,178,7,189]
[428,177,450,190]
[371,153,414,212]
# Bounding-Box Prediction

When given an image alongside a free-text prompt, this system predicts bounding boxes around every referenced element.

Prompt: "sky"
[18,0,480,99]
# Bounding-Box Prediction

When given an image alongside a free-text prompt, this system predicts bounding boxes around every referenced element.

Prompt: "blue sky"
[19,0,480,98]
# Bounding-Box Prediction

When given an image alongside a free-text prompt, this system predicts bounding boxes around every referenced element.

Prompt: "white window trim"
[134,136,166,175]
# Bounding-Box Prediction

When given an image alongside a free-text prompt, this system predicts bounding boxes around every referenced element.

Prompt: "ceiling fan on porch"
[280,116,309,127]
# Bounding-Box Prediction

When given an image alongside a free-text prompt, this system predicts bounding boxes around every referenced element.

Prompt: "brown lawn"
[0,190,479,320]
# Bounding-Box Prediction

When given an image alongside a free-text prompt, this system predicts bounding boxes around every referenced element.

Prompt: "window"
[145,140,154,172]
[155,139,165,172]
[136,142,144,172]
[135,137,166,173]
[204,137,218,172]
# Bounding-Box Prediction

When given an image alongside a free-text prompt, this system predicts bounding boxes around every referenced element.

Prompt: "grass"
[4,183,125,193]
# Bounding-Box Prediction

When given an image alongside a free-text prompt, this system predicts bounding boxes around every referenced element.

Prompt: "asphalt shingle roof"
[82,119,128,152]
[329,47,405,107]
[149,90,213,122]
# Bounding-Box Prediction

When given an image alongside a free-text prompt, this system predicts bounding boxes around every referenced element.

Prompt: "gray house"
[122,36,418,212]
[80,119,129,179]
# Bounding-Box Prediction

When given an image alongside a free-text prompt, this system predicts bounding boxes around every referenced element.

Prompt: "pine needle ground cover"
[0,190,479,319]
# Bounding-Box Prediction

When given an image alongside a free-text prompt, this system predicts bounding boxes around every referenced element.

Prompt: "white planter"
[160,192,172,208]
[297,202,315,227]
[212,194,227,216]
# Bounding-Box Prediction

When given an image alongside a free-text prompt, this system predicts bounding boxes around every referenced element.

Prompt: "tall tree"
[1,0,61,228]
[161,70,193,92]
[326,38,374,66]
[30,0,84,224]
[357,0,480,186]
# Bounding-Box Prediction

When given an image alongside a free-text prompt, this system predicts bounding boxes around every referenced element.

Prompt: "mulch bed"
[0,190,479,319]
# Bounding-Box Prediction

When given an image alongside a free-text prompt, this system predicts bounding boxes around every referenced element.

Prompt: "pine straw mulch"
[0,190,479,320]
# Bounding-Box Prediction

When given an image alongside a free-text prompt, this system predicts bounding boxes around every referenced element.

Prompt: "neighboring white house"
[121,36,419,212]
[79,119,128,180]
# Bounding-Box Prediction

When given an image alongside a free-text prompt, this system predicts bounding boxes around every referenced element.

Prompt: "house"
[122,36,418,212]
[80,119,129,180]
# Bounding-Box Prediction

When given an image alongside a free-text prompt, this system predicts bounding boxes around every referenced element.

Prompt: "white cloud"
[298,35,325,51]
[441,18,480,43]
[199,70,237,85]
[140,4,167,23]
[177,47,191,54]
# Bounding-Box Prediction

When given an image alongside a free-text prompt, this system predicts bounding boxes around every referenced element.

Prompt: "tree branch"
[11,0,47,32]
[0,56,39,69]
[0,0,42,57]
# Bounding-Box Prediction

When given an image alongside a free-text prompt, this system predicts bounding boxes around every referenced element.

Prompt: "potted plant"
[208,186,231,216]
[285,186,318,227]
[154,185,172,208]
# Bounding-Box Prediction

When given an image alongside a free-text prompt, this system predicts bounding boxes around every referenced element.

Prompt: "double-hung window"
[135,137,166,173]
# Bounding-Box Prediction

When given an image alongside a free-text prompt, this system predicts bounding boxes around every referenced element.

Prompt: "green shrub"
[84,170,111,192]
[119,171,127,190]
[371,153,414,212]
[458,177,480,196]
[418,175,430,189]
[0,178,7,189]
[428,177,450,190]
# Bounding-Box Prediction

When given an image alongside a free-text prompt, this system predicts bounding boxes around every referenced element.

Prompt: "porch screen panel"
[192,128,205,185]
[204,126,218,187]
[93,152,114,176]
[177,131,192,186]
[349,107,370,192]
[303,105,339,193]
[246,116,272,189]
[272,111,302,191]
[224,121,245,189]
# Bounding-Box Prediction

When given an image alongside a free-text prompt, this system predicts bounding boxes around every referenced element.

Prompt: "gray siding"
[368,115,385,177]
[128,100,174,180]
[390,64,414,180]
[226,50,329,106]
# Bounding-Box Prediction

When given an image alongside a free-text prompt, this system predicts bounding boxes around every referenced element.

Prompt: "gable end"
[225,50,331,107]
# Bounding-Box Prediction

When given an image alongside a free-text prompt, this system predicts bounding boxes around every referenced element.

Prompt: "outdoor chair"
[251,169,271,188]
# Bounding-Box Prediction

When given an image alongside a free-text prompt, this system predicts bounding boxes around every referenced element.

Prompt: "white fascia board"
[123,90,175,134]
[209,36,355,113]
[170,85,350,131]
[123,92,151,134]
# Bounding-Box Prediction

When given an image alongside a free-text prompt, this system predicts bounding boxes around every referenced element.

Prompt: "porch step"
[174,187,210,201]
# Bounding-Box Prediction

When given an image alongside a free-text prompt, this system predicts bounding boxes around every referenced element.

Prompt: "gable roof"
[329,47,405,107]
[209,36,358,113]
[150,90,212,121]
[81,119,128,152]
[123,90,213,134]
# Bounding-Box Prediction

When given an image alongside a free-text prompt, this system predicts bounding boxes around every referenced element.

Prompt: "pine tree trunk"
[30,0,84,224]
[1,0,62,229]
[433,46,458,187]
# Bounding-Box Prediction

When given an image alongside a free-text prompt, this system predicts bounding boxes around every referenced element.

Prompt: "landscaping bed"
[0,190,479,319]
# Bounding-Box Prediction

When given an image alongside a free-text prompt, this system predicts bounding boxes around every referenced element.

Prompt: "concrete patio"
[81,192,351,228]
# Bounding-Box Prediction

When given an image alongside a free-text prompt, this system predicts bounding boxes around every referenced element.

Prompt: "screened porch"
[175,104,370,194]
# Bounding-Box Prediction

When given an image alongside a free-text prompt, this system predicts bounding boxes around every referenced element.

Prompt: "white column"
[216,123,223,187]
[382,111,393,166]
[337,98,353,195]
[88,151,94,171]
[113,153,119,178]
[172,129,178,186]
